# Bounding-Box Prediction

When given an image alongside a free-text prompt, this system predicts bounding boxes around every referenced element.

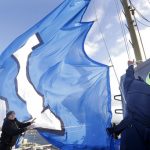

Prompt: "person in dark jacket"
[107,60,150,150]
[0,111,34,150]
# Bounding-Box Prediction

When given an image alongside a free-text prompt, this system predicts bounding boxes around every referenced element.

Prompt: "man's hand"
[128,60,134,66]
[30,118,36,124]
[106,127,114,135]
[106,124,119,139]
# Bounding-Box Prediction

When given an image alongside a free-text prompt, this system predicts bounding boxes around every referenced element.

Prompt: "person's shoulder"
[14,118,22,125]
[14,118,20,123]
[3,118,9,124]
[2,119,11,128]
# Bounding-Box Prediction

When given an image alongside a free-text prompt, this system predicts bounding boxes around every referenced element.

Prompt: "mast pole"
[121,0,143,62]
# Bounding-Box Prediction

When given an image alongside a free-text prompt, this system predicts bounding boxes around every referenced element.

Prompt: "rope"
[113,0,131,59]
[136,18,150,27]
[134,16,147,60]
[128,0,147,60]
[92,0,120,85]
[130,1,150,23]
[127,0,147,60]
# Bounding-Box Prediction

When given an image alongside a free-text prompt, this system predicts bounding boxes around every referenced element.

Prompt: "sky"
[0,0,150,123]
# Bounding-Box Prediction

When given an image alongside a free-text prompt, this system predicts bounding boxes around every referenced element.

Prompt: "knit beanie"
[6,111,15,118]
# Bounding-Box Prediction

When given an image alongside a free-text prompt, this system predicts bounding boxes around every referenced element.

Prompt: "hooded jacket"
[0,118,31,147]
[113,65,150,150]
[124,65,150,126]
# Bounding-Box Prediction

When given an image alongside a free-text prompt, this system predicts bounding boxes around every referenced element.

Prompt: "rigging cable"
[134,16,147,60]
[92,0,120,85]
[113,0,131,60]
[136,18,150,27]
[129,0,147,60]
[130,1,150,23]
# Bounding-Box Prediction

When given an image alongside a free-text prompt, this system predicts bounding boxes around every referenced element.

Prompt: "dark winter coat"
[114,65,150,150]
[0,118,31,148]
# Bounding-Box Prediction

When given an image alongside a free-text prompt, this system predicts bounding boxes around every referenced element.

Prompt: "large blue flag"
[0,0,112,149]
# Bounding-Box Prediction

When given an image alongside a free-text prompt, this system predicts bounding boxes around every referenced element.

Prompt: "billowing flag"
[0,0,112,149]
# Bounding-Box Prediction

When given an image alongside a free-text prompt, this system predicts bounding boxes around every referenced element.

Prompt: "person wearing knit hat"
[0,111,34,150]
[6,111,15,119]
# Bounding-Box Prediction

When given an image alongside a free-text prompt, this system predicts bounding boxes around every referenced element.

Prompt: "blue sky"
[0,0,129,58]
[0,0,150,61]
[0,0,150,123]
[0,0,62,51]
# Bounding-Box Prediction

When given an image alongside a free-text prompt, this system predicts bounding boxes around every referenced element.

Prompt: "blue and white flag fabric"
[0,0,112,149]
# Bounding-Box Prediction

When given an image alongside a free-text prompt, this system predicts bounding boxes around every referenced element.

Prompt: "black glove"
[106,125,119,139]
[106,127,115,135]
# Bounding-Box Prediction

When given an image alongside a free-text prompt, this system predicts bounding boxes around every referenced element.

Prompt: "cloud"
[105,23,113,29]
[139,27,150,58]
[132,0,150,17]
[1,0,149,124]
[83,0,150,123]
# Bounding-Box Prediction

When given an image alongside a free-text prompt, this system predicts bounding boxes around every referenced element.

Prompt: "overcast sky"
[0,0,150,123]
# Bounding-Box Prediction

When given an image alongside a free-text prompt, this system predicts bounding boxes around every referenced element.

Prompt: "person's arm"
[3,122,27,136]
[113,116,132,134]
[107,115,132,136]
[15,118,31,128]
[123,61,135,93]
